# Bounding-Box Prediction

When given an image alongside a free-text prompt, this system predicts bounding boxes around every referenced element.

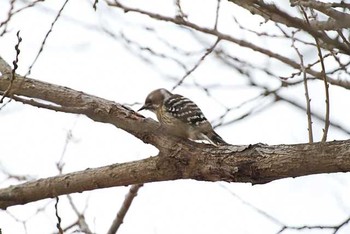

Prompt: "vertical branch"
[107,184,144,234]
[0,31,22,103]
[175,0,187,19]
[93,0,99,10]
[300,7,330,142]
[66,195,93,234]
[303,68,314,143]
[214,0,222,30]
[317,46,330,142]
[291,30,313,143]
[55,197,64,234]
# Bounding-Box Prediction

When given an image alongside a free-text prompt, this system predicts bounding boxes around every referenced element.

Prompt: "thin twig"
[0,0,15,36]
[55,197,63,234]
[214,0,221,30]
[219,183,285,227]
[25,0,70,77]
[175,0,187,19]
[291,30,313,143]
[277,214,350,234]
[107,184,144,234]
[0,31,22,103]
[172,38,220,90]
[276,93,350,136]
[67,195,93,234]
[301,7,330,142]
[108,0,350,90]
[93,0,98,10]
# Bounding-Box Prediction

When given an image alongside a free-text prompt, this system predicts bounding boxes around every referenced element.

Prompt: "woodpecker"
[138,88,227,145]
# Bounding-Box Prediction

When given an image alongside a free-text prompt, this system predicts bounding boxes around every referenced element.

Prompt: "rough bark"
[0,73,350,209]
[0,137,349,209]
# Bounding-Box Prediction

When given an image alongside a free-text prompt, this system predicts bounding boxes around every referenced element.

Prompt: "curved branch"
[0,139,349,209]
[0,72,350,210]
[229,0,350,53]
[0,72,161,146]
[105,2,350,90]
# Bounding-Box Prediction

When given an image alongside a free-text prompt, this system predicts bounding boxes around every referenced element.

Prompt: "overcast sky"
[1,0,350,233]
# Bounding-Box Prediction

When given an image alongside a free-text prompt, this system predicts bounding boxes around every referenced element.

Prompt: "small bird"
[138,88,227,145]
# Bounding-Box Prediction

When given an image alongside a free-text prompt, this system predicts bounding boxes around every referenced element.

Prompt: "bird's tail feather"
[210,131,227,146]
[200,131,227,146]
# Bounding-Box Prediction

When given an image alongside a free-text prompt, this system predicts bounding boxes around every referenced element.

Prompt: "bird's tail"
[210,131,227,146]
[201,131,227,146]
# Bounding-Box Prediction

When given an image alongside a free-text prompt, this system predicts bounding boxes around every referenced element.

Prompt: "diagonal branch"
[0,139,349,209]
[0,70,350,210]
[230,0,350,52]
[0,71,161,147]
[300,7,330,142]
[107,184,143,234]
[106,1,350,90]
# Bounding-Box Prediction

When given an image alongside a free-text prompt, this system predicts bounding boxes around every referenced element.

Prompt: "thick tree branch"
[0,139,349,209]
[0,71,161,147]
[0,71,350,210]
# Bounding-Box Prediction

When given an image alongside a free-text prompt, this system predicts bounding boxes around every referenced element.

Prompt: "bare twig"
[0,165,34,183]
[233,0,350,52]
[293,0,350,21]
[214,0,221,30]
[319,49,330,141]
[291,30,313,143]
[0,31,22,103]
[25,0,70,77]
[276,93,350,136]
[5,0,45,19]
[93,0,99,10]
[301,7,330,142]
[54,124,92,234]
[108,0,350,90]
[172,38,220,90]
[175,0,187,19]
[277,215,350,233]
[219,184,285,227]
[67,195,93,234]
[0,0,15,36]
[213,87,276,128]
[55,197,63,234]
[107,184,144,234]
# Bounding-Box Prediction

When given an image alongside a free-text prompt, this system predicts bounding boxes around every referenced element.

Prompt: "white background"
[0,0,350,233]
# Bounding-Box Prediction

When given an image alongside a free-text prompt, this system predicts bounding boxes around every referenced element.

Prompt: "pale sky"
[0,0,350,233]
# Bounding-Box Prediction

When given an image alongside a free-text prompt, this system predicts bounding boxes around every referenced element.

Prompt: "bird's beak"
[138,104,148,112]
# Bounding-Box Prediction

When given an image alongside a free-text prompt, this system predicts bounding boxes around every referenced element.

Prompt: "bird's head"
[138,88,172,113]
